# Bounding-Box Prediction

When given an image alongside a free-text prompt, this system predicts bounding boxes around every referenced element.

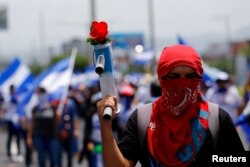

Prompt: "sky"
[0,0,250,63]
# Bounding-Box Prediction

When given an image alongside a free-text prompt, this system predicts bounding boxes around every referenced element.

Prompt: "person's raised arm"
[97,96,134,167]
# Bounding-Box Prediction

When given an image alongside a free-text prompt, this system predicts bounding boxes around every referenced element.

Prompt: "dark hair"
[37,87,47,94]
[9,85,15,94]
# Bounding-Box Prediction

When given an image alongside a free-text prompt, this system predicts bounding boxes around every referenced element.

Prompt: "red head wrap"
[157,44,203,79]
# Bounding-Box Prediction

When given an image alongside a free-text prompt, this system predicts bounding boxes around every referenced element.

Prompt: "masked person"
[96,44,244,167]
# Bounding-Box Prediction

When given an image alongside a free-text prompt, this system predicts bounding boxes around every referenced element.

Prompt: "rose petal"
[89,21,109,43]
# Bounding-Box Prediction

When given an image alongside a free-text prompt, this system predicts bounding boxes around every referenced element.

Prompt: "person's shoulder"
[206,102,231,122]
[218,107,229,116]
[130,103,152,116]
[228,85,241,94]
[218,107,233,123]
[129,107,138,120]
[32,105,39,112]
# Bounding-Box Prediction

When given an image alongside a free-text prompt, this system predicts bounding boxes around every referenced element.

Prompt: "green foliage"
[124,63,151,75]
[204,57,234,74]
[28,52,90,76]
[75,53,90,71]
[240,45,250,57]
[48,52,90,71]
[29,63,45,75]
[48,52,69,67]
[86,38,111,45]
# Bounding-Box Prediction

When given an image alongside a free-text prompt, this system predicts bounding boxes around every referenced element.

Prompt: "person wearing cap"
[117,82,136,132]
[96,44,244,167]
[206,72,243,123]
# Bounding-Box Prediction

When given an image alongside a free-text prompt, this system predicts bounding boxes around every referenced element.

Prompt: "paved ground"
[0,121,248,167]
[0,122,88,167]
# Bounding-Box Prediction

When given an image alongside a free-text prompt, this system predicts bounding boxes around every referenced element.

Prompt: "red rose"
[89,21,109,43]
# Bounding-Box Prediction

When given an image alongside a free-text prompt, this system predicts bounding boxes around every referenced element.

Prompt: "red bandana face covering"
[147,45,209,167]
[160,78,201,116]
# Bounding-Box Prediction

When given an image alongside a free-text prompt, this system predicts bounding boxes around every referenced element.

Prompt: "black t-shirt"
[118,108,245,166]
[32,106,56,138]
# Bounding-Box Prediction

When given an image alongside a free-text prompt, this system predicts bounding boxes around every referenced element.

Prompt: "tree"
[29,63,45,75]
[48,52,90,72]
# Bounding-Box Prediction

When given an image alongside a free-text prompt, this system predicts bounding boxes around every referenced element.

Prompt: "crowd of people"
[0,68,160,167]
[0,44,249,167]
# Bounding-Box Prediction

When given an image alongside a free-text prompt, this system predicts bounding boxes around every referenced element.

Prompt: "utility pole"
[213,14,232,74]
[148,0,156,73]
[90,0,96,21]
[223,15,234,74]
[39,11,47,64]
[87,0,97,64]
[224,15,231,50]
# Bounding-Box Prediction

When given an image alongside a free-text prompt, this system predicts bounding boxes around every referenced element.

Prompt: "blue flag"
[18,57,73,117]
[0,58,33,96]
[177,35,188,45]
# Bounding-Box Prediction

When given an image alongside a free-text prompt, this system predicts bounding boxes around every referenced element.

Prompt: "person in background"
[117,82,136,132]
[79,81,122,167]
[0,90,5,128]
[206,72,243,123]
[243,73,250,106]
[149,80,161,102]
[131,73,152,108]
[96,44,244,167]
[79,91,104,167]
[68,85,85,119]
[19,112,33,167]
[4,85,22,161]
[27,87,60,167]
[54,92,80,167]
[78,83,97,165]
[235,102,250,151]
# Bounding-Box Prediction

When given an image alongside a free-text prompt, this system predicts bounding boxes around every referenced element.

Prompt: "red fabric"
[119,83,135,96]
[157,45,203,80]
[160,78,201,116]
[199,101,209,129]
[147,45,208,166]
[89,21,109,42]
[148,101,198,166]
[51,99,60,107]
[51,99,67,107]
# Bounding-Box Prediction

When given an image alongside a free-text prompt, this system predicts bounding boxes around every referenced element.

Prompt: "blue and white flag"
[0,58,33,97]
[19,51,76,118]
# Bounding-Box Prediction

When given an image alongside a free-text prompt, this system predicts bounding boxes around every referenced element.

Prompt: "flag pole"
[57,47,77,114]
